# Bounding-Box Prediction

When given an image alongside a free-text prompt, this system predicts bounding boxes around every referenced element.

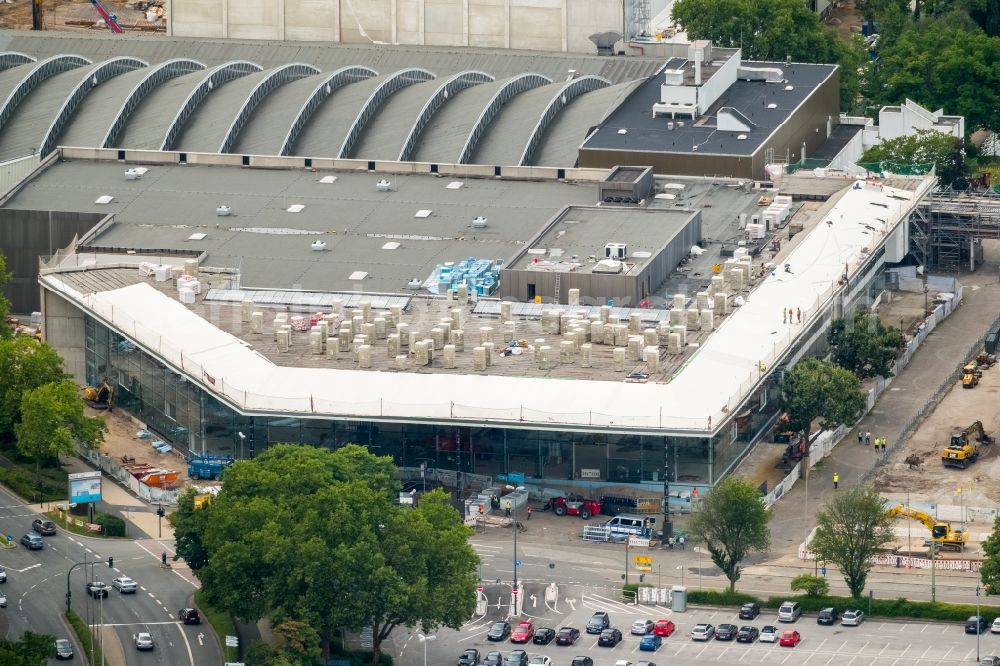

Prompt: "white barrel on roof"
[568,288,580,306]
[643,328,657,347]
[179,288,195,305]
[452,328,465,351]
[388,333,400,356]
[415,341,430,366]
[408,330,421,351]
[628,313,642,334]
[431,327,446,349]
[667,332,681,354]
[358,345,372,368]
[241,299,253,322]
[374,317,387,339]
[310,330,323,355]
[669,308,683,326]
[395,354,408,370]
[388,303,400,323]
[714,292,728,314]
[397,322,409,346]
[327,337,339,359]
[612,347,626,371]
[644,346,660,372]
[331,298,344,314]
[590,321,605,344]
[686,308,700,331]
[673,293,686,310]
[671,324,687,346]
[360,301,372,322]
[363,322,376,342]
[580,342,592,368]
[338,325,353,344]
[600,305,611,323]
[500,301,513,321]
[422,338,435,364]
[483,342,493,367]
[443,344,456,368]
[473,346,487,371]
[450,307,462,329]
[627,335,642,361]
[250,311,263,333]
[696,291,710,309]
[700,309,715,331]
[560,340,575,362]
[503,321,516,342]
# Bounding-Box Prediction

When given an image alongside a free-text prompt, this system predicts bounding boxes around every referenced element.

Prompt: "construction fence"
[80,447,180,506]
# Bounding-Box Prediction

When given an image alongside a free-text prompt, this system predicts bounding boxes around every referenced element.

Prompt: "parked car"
[0,591,6,608]
[134,632,154,650]
[598,628,623,647]
[842,610,865,627]
[739,602,761,620]
[527,657,551,666]
[652,619,675,637]
[631,619,654,636]
[32,518,57,535]
[55,638,74,660]
[482,651,503,665]
[556,627,580,645]
[569,658,593,666]
[532,627,555,645]
[993,618,1000,634]
[86,581,109,599]
[691,624,715,641]
[715,624,738,641]
[112,577,137,593]
[817,608,839,625]
[20,533,43,550]
[759,625,780,643]
[178,608,201,625]
[736,626,759,643]
[510,621,535,643]
[639,633,662,651]
[0,565,6,583]
[779,630,802,647]
[778,601,802,622]
[457,648,480,666]
[503,650,528,666]
[634,662,658,666]
[487,622,511,641]
[586,611,610,634]
[551,495,601,519]
[982,657,1000,666]
[967,616,989,634]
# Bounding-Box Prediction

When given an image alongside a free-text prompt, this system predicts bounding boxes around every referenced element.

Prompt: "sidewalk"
[768,265,1000,556]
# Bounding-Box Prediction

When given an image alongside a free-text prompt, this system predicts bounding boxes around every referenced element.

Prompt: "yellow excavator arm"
[887,505,967,545]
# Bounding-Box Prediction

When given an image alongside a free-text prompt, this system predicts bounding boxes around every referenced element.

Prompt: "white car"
[691,623,714,641]
[842,610,865,627]
[0,565,6,583]
[0,591,6,607]
[630,619,654,635]
[992,618,1000,634]
[134,632,154,650]
[759,625,779,642]
[527,657,550,666]
[112,576,137,593]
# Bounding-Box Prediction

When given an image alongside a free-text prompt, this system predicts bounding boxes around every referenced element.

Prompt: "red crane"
[90,0,124,33]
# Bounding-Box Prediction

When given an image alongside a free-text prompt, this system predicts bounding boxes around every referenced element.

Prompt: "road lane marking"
[176,623,195,665]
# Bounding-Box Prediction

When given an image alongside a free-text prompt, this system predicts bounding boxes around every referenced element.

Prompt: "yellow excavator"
[887,505,968,550]
[942,420,995,469]
[81,380,114,410]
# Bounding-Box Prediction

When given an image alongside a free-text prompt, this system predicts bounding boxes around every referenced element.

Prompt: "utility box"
[671,585,687,612]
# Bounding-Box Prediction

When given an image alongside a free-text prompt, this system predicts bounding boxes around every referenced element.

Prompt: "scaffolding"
[913,191,1000,271]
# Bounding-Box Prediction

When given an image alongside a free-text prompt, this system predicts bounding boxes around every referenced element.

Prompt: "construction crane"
[90,0,124,33]
[887,505,967,550]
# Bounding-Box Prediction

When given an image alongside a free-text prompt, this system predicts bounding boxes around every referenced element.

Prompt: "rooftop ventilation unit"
[311,241,327,251]
[589,31,622,56]
[472,216,488,228]
[605,243,628,260]
[376,179,392,192]
[216,205,231,216]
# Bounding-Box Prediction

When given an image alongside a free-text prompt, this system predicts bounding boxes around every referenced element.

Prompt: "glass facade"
[85,315,781,489]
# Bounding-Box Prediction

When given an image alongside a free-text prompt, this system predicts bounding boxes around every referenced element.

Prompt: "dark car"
[570,658,593,666]
[597,628,623,647]
[715,624,738,641]
[556,627,580,645]
[586,611,610,634]
[482,651,503,666]
[532,627,555,645]
[502,650,528,666]
[457,648,479,666]
[967,616,989,634]
[20,533,43,550]
[32,518,57,535]
[487,622,511,641]
[737,626,760,643]
[817,608,839,625]
[86,581,109,599]
[178,608,201,625]
[55,638,74,660]
[739,602,761,620]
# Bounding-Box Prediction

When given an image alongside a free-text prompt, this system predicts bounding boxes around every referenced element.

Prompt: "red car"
[551,496,601,519]
[510,621,535,643]
[779,629,802,647]
[652,619,676,637]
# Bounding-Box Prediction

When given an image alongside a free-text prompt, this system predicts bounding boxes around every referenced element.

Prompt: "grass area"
[194,588,239,663]
[44,510,128,540]
[686,589,1000,620]
[0,441,67,503]
[65,609,104,666]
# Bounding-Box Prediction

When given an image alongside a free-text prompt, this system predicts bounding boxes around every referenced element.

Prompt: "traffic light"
[156,506,165,517]
[108,556,114,569]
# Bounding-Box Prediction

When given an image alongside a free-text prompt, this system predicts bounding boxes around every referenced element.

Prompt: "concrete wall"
[41,287,87,381]
[168,0,625,53]
[0,210,105,314]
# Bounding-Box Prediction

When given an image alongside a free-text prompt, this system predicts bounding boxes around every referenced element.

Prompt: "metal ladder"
[553,273,561,304]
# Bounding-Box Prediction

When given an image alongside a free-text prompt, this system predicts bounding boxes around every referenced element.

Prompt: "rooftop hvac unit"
[605,243,628,260]
[376,179,392,192]
[472,216,488,228]
[216,205,231,216]
[589,31,622,56]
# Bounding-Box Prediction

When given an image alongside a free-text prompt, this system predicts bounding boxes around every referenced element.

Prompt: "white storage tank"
[580,343,593,368]
[473,346,487,371]
[358,345,372,368]
[443,344,456,368]
[612,347,626,371]
[250,311,263,333]
[327,338,339,359]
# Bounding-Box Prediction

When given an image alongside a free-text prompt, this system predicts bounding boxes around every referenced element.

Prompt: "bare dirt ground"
[824,0,865,41]
[0,0,162,32]
[86,406,192,485]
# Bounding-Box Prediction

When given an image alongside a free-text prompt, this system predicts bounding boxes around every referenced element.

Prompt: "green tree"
[827,310,904,379]
[980,515,1000,594]
[861,129,969,187]
[686,476,772,591]
[15,380,107,463]
[810,486,896,599]
[790,573,830,597]
[169,487,212,570]
[0,337,65,440]
[176,444,478,664]
[0,251,10,339]
[781,358,866,444]
[0,631,57,665]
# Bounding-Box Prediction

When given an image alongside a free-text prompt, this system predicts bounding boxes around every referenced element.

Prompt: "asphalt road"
[0,485,220,666]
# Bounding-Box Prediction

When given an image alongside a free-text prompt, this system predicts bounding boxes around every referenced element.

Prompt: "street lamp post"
[417,633,436,666]
[977,585,982,662]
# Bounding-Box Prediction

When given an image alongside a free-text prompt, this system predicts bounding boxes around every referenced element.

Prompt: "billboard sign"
[68,471,102,504]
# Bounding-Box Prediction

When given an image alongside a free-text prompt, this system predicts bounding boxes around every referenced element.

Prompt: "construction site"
[0,0,164,33]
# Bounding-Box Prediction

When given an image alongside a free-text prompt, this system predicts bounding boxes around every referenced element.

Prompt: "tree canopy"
[0,337,65,440]
[172,444,478,664]
[810,485,896,598]
[827,311,904,380]
[0,251,10,339]
[15,380,107,462]
[0,631,56,665]
[980,514,1000,594]
[861,129,968,187]
[686,476,772,591]
[781,358,866,441]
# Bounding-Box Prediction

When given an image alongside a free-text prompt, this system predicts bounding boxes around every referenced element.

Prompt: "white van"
[604,514,652,538]
[778,601,802,622]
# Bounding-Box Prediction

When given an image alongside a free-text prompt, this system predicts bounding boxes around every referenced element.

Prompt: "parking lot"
[406,587,1000,666]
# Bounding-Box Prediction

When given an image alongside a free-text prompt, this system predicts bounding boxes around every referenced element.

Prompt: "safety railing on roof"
[0,52,36,71]
[457,73,551,165]
[397,70,494,162]
[0,54,90,131]
[337,68,435,159]
[39,57,148,157]
[278,66,377,156]
[218,63,320,154]
[518,75,610,166]
[159,60,263,151]
[101,59,206,148]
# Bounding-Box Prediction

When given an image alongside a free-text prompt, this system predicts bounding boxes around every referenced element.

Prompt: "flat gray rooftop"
[511,205,696,274]
[3,160,599,293]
